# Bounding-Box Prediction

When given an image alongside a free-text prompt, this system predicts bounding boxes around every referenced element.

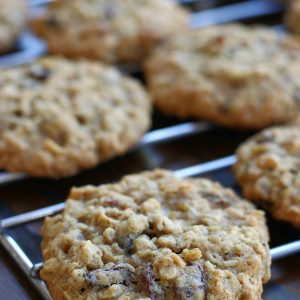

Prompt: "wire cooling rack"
[0,0,298,299]
[1,122,300,300]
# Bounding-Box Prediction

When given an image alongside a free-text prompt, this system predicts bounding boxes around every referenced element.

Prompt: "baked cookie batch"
[1,0,300,299]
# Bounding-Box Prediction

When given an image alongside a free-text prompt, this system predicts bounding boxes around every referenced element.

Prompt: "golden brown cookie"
[145,24,300,129]
[0,0,27,54]
[234,124,300,228]
[0,57,151,178]
[41,169,271,300]
[31,0,188,64]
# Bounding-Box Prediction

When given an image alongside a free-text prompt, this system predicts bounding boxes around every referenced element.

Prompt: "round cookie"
[0,57,151,178]
[0,0,27,54]
[41,169,271,300]
[234,124,300,228]
[285,0,300,35]
[145,24,300,129]
[31,0,188,64]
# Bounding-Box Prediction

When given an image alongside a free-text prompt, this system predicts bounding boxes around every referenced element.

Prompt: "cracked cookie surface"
[145,24,300,129]
[0,0,27,54]
[234,124,300,228]
[0,57,151,178]
[31,0,188,64]
[41,169,271,300]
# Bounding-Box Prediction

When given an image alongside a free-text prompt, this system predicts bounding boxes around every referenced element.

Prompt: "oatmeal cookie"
[41,169,271,300]
[145,24,300,129]
[0,57,151,178]
[234,124,300,228]
[0,0,27,54]
[31,0,188,64]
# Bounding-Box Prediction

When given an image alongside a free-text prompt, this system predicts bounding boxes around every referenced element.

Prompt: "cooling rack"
[1,0,299,299]
[1,123,300,299]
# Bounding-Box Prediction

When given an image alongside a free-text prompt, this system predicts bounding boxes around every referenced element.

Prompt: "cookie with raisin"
[0,57,151,178]
[145,24,300,129]
[31,0,188,64]
[234,124,300,228]
[41,169,271,299]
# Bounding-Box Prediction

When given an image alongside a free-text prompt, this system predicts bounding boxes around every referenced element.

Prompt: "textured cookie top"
[32,0,188,63]
[41,169,270,300]
[234,124,300,228]
[0,0,27,53]
[0,57,151,178]
[145,24,300,129]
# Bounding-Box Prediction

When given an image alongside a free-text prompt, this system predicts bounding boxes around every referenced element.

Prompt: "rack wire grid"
[0,0,299,299]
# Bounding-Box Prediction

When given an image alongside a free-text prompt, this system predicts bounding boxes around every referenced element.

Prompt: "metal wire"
[1,152,300,300]
[0,173,27,185]
[0,32,46,68]
[190,0,284,27]
[0,234,51,299]
[0,154,235,230]
[175,155,236,178]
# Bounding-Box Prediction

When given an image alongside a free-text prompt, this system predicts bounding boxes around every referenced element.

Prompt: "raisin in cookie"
[234,124,300,228]
[145,24,300,129]
[0,57,151,178]
[0,0,27,54]
[41,169,271,300]
[31,0,188,64]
